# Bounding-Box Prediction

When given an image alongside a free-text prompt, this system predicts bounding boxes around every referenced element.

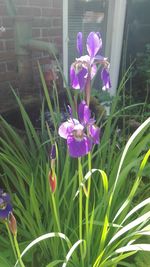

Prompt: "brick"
[1,28,14,39]
[0,40,4,50]
[17,6,41,17]
[42,28,62,38]
[52,0,62,9]
[32,17,52,28]
[0,62,6,73]
[6,61,17,72]
[13,0,29,5]
[32,28,41,38]
[53,18,62,27]
[42,8,61,17]
[28,0,52,7]
[0,5,8,16]
[2,17,14,27]
[5,40,15,50]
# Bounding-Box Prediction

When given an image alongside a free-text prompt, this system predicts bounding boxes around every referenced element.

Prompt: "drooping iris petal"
[0,190,12,220]
[89,125,100,144]
[86,32,102,58]
[58,120,76,139]
[1,193,11,203]
[0,203,12,219]
[77,67,88,90]
[67,135,92,158]
[70,64,88,90]
[77,32,83,56]
[78,100,91,125]
[70,65,80,89]
[101,68,111,91]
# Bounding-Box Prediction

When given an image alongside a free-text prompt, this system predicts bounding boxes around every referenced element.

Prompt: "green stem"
[85,152,92,264]
[51,193,66,255]
[14,234,25,267]
[5,221,17,261]
[51,193,61,232]
[78,157,84,266]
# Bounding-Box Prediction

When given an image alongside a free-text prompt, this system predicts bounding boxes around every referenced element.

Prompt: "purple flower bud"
[50,144,56,160]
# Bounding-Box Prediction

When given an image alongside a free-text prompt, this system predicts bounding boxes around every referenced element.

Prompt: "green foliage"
[0,64,150,267]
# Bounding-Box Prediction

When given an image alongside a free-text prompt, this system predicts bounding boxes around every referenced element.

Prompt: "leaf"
[116,244,150,253]
[14,232,71,267]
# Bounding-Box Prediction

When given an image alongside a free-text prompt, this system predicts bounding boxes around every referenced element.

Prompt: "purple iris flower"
[0,189,12,220]
[70,32,111,91]
[58,101,100,158]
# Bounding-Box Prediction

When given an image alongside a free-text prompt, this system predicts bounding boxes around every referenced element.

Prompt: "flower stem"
[51,193,61,232]
[85,152,92,264]
[51,193,66,255]
[13,234,25,267]
[78,157,84,266]
[5,221,17,261]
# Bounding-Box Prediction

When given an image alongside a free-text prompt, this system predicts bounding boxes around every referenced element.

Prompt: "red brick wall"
[0,0,63,105]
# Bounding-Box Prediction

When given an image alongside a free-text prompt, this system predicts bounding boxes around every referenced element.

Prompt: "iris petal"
[58,120,76,139]
[86,32,102,57]
[70,65,88,90]
[78,100,91,125]
[70,65,80,89]
[77,32,83,56]
[0,203,12,219]
[67,135,92,158]
[77,67,88,90]
[89,125,100,144]
[101,68,111,91]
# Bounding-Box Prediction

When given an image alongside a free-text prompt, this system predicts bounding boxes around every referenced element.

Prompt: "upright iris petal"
[78,100,91,125]
[77,32,83,56]
[86,32,102,57]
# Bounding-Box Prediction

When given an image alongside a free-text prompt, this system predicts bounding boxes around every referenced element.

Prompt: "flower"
[58,101,100,158]
[0,189,12,220]
[70,32,111,91]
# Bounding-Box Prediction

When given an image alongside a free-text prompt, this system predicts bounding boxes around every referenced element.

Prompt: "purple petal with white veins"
[78,101,91,125]
[77,67,88,90]
[58,120,75,139]
[86,32,102,58]
[89,125,100,144]
[77,32,83,56]
[67,135,92,158]
[101,68,111,91]
[70,64,88,90]
[70,65,80,89]
[2,193,11,203]
[0,203,12,219]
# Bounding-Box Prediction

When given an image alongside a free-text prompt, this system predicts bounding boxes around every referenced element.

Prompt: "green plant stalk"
[85,152,92,264]
[5,221,17,261]
[14,235,25,267]
[51,193,67,255]
[78,157,84,266]
[51,193,61,232]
